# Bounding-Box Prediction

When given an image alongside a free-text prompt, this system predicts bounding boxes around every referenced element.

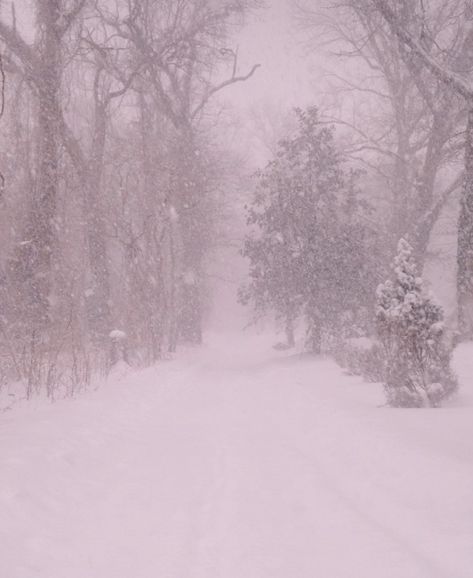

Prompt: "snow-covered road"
[1,333,473,578]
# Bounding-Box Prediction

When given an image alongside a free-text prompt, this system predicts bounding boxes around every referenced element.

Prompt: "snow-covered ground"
[1,333,472,578]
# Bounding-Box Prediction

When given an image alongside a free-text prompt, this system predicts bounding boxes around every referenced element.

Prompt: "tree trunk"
[138,93,166,359]
[457,104,473,338]
[284,304,296,348]
[285,319,295,348]
[84,99,110,342]
[84,178,110,342]
[167,217,180,353]
[174,124,205,344]
[307,314,322,354]
[28,0,61,330]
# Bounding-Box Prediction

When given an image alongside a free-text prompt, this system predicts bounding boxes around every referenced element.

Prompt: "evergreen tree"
[241,107,376,350]
[376,239,457,407]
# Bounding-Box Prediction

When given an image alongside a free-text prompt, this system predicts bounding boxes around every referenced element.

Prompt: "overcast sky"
[232,1,314,105]
[222,0,319,164]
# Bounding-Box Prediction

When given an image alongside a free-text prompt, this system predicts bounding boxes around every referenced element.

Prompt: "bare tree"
[365,0,473,337]
[59,9,140,342]
[0,0,86,332]
[0,0,261,391]
[300,0,464,267]
[100,0,260,345]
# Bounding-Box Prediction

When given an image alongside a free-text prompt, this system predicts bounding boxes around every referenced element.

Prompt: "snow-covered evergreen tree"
[241,107,377,351]
[376,239,457,407]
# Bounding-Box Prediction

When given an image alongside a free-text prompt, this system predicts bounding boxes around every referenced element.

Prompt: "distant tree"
[103,0,260,347]
[376,238,457,407]
[241,107,376,351]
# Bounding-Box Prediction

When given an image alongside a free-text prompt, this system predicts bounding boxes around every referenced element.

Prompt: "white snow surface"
[109,329,127,341]
[1,333,473,578]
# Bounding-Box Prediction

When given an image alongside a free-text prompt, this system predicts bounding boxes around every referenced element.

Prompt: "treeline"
[0,0,257,395]
[242,0,473,407]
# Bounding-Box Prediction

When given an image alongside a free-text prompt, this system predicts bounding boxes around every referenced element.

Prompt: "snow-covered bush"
[109,329,129,367]
[334,337,386,383]
[376,239,457,407]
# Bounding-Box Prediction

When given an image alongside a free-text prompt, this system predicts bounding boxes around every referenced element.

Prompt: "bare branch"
[0,20,36,70]
[191,60,260,120]
[58,0,87,36]
[372,0,473,100]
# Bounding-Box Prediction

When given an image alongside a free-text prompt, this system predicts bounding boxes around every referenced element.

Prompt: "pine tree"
[376,239,457,407]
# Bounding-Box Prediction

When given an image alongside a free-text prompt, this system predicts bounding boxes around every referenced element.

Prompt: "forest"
[1,3,473,576]
[0,0,470,408]
[0,0,261,392]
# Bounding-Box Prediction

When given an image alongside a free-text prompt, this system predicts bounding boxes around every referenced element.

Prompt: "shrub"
[334,337,386,383]
[376,239,457,407]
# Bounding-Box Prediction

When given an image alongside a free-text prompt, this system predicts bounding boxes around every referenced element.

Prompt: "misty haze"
[0,1,472,577]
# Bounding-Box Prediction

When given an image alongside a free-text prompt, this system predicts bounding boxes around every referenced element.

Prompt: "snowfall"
[1,332,472,578]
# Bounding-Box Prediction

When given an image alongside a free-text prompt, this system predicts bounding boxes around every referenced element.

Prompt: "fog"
[0,1,472,577]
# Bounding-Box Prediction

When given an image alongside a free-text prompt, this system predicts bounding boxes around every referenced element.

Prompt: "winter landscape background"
[0,1,472,576]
